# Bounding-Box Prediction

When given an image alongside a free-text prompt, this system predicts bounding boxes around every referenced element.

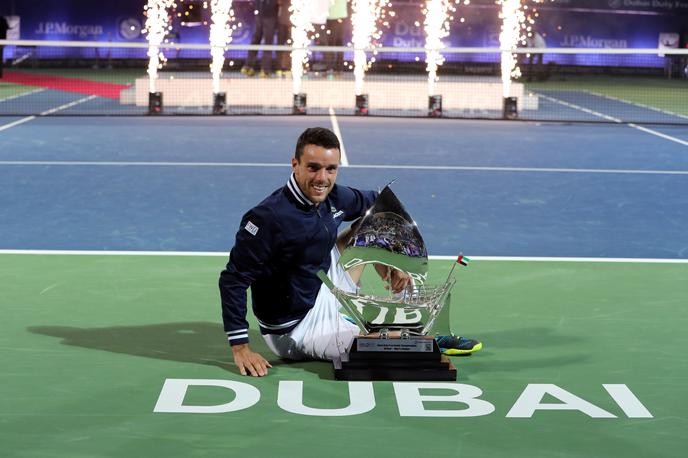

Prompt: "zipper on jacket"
[316,205,331,261]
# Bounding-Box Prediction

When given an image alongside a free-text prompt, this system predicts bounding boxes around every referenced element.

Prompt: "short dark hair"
[294,127,340,160]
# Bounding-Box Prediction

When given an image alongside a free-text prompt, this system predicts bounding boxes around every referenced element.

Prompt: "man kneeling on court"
[219,127,481,376]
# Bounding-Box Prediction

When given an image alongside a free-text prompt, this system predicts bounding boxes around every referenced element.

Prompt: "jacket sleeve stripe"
[227,333,249,341]
[256,317,302,330]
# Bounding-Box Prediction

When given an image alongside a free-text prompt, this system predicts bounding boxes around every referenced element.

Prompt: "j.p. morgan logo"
[154,380,652,418]
[560,34,628,49]
[35,22,104,38]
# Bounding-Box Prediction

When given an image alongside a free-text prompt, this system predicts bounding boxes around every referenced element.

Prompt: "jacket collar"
[286,172,316,208]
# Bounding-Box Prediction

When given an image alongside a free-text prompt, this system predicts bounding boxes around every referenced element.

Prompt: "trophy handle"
[317,270,370,335]
[426,291,453,337]
[317,269,336,290]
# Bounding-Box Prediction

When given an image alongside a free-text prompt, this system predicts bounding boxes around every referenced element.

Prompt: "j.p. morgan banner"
[9,0,686,44]
[5,0,687,67]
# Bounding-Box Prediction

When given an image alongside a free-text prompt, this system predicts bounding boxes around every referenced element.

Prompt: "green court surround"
[1,254,686,457]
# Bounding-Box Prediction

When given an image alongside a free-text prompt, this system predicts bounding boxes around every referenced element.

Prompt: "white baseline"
[0,160,686,176]
[0,250,686,264]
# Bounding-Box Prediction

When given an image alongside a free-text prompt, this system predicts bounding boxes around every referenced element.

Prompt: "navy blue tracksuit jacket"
[219,173,377,346]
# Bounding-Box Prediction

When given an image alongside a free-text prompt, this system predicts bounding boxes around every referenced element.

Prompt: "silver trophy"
[318,186,459,381]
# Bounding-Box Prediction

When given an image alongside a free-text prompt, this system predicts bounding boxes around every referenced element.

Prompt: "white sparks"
[351,0,392,96]
[423,0,457,96]
[498,0,524,98]
[144,0,175,94]
[209,1,235,94]
[498,0,550,98]
[290,0,314,95]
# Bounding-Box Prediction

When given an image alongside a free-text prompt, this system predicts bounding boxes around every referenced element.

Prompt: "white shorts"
[262,247,360,361]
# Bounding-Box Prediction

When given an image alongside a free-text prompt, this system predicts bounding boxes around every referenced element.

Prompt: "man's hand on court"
[231,343,272,377]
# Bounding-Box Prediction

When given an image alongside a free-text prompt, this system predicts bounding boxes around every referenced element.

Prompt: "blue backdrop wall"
[4,0,687,66]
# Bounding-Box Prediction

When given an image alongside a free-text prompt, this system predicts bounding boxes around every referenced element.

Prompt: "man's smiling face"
[292,144,340,204]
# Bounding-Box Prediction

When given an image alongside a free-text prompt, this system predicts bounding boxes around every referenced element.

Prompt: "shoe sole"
[441,342,483,355]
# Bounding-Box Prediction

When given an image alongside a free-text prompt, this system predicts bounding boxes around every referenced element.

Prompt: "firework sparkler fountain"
[209,0,234,115]
[351,1,391,115]
[144,0,174,114]
[290,0,313,114]
[423,0,456,117]
[498,0,527,119]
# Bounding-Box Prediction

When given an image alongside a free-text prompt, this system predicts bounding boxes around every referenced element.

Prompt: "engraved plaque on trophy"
[318,185,460,381]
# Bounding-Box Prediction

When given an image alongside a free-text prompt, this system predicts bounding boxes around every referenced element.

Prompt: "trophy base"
[333,336,457,381]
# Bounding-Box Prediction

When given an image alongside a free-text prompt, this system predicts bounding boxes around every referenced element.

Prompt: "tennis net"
[0,39,687,124]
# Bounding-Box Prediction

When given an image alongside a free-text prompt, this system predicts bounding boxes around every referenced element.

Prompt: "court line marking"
[0,88,46,103]
[537,92,688,147]
[627,123,688,146]
[346,164,688,175]
[0,95,97,132]
[0,250,686,263]
[430,255,688,264]
[0,116,37,132]
[585,91,688,121]
[538,93,622,123]
[39,95,97,116]
[0,160,686,175]
[329,107,349,166]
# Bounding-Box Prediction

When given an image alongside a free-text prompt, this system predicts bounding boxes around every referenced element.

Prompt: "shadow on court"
[27,322,587,380]
[448,326,589,380]
[475,326,585,348]
[27,321,333,379]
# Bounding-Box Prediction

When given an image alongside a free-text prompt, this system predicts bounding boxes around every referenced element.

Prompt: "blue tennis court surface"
[1,115,686,258]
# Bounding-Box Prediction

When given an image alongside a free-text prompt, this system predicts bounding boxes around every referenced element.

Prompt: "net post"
[355,94,369,116]
[148,92,163,115]
[292,93,307,115]
[503,96,518,119]
[428,95,442,118]
[212,92,227,115]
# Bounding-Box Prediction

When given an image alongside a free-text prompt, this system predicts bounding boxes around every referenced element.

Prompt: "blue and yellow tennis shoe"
[436,335,483,355]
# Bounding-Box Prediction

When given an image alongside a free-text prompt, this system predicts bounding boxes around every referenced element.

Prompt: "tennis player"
[219,127,481,376]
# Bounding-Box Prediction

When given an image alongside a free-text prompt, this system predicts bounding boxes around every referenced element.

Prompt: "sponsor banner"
[549,0,688,13]
[5,0,687,67]
[11,0,141,41]
[381,3,686,49]
[7,0,254,44]
[468,0,688,13]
